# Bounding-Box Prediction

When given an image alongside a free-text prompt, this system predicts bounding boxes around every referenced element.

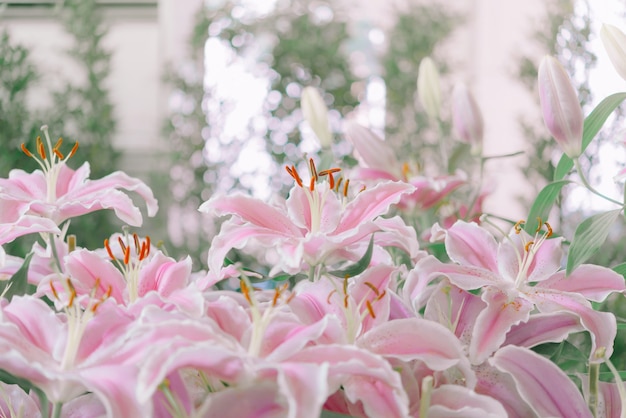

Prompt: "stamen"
[133,233,140,254]
[54,137,63,150]
[544,221,553,237]
[514,220,525,234]
[524,241,534,252]
[285,165,303,187]
[104,285,112,299]
[309,158,318,181]
[365,300,376,319]
[327,289,337,304]
[123,246,131,265]
[104,239,116,260]
[359,185,366,193]
[66,279,77,307]
[67,235,76,252]
[117,237,127,254]
[377,289,387,301]
[343,294,349,308]
[53,149,64,159]
[534,217,543,233]
[343,276,349,295]
[240,281,252,305]
[335,177,343,193]
[37,138,46,160]
[49,282,59,300]
[343,179,350,197]
[363,281,380,297]
[309,177,315,191]
[68,142,79,158]
[21,144,33,157]
[402,162,410,180]
[144,236,151,257]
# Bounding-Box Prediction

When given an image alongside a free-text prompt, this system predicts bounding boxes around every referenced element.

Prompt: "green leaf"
[524,180,571,233]
[553,92,626,181]
[328,234,374,278]
[554,154,574,181]
[581,92,626,151]
[566,209,622,275]
[320,411,355,418]
[0,252,33,301]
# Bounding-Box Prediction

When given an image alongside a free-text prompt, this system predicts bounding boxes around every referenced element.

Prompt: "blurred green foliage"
[1,0,120,253]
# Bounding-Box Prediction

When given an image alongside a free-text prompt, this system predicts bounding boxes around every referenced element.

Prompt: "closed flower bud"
[537,55,583,159]
[452,83,484,154]
[600,23,626,82]
[301,86,332,149]
[417,57,441,120]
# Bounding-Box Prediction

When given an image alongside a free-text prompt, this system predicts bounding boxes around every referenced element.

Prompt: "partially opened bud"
[600,23,626,82]
[301,86,332,148]
[344,121,401,178]
[537,55,583,159]
[451,83,484,154]
[417,57,441,120]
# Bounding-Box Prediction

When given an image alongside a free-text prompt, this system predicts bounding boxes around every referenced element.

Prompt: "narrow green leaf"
[0,252,33,301]
[566,209,622,275]
[554,154,574,181]
[581,92,626,151]
[329,234,374,278]
[617,324,626,330]
[525,180,571,233]
[553,92,626,181]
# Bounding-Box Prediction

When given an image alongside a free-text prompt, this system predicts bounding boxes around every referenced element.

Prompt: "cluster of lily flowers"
[3,23,626,418]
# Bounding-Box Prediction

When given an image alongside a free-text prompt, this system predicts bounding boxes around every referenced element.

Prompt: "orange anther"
[309,177,315,191]
[525,241,534,252]
[133,233,140,254]
[544,222,553,238]
[363,281,380,297]
[343,294,349,308]
[66,278,76,307]
[37,141,46,160]
[117,237,127,254]
[240,281,252,305]
[272,287,281,307]
[326,289,337,304]
[285,165,303,187]
[335,177,343,193]
[343,179,350,197]
[104,285,112,299]
[377,289,387,301]
[144,236,151,257]
[309,158,318,181]
[68,142,79,158]
[54,137,63,149]
[104,238,116,260]
[53,149,64,159]
[535,217,543,234]
[21,144,33,157]
[123,246,131,265]
[365,300,376,319]
[49,281,59,300]
[343,276,349,295]
[514,220,525,234]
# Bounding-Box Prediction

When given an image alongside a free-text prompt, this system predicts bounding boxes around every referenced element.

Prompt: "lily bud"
[417,57,441,120]
[344,121,401,178]
[451,83,484,154]
[600,23,626,81]
[537,55,583,159]
[301,86,332,149]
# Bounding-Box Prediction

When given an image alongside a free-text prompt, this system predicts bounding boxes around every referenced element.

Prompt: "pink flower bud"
[451,83,484,154]
[537,56,583,159]
[600,23,626,82]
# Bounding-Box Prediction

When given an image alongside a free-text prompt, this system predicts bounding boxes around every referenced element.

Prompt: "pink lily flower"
[424,281,588,417]
[38,236,202,316]
[1,127,157,227]
[344,122,467,210]
[407,220,625,364]
[198,162,419,286]
[491,345,593,417]
[0,295,149,417]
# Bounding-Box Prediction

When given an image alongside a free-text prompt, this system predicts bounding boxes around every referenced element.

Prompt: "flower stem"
[588,361,599,417]
[574,159,623,207]
[52,402,63,418]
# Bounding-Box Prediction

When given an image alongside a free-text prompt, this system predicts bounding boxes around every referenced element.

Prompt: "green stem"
[419,375,433,418]
[481,150,525,161]
[463,157,485,221]
[588,361,599,417]
[51,402,63,418]
[574,159,623,207]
